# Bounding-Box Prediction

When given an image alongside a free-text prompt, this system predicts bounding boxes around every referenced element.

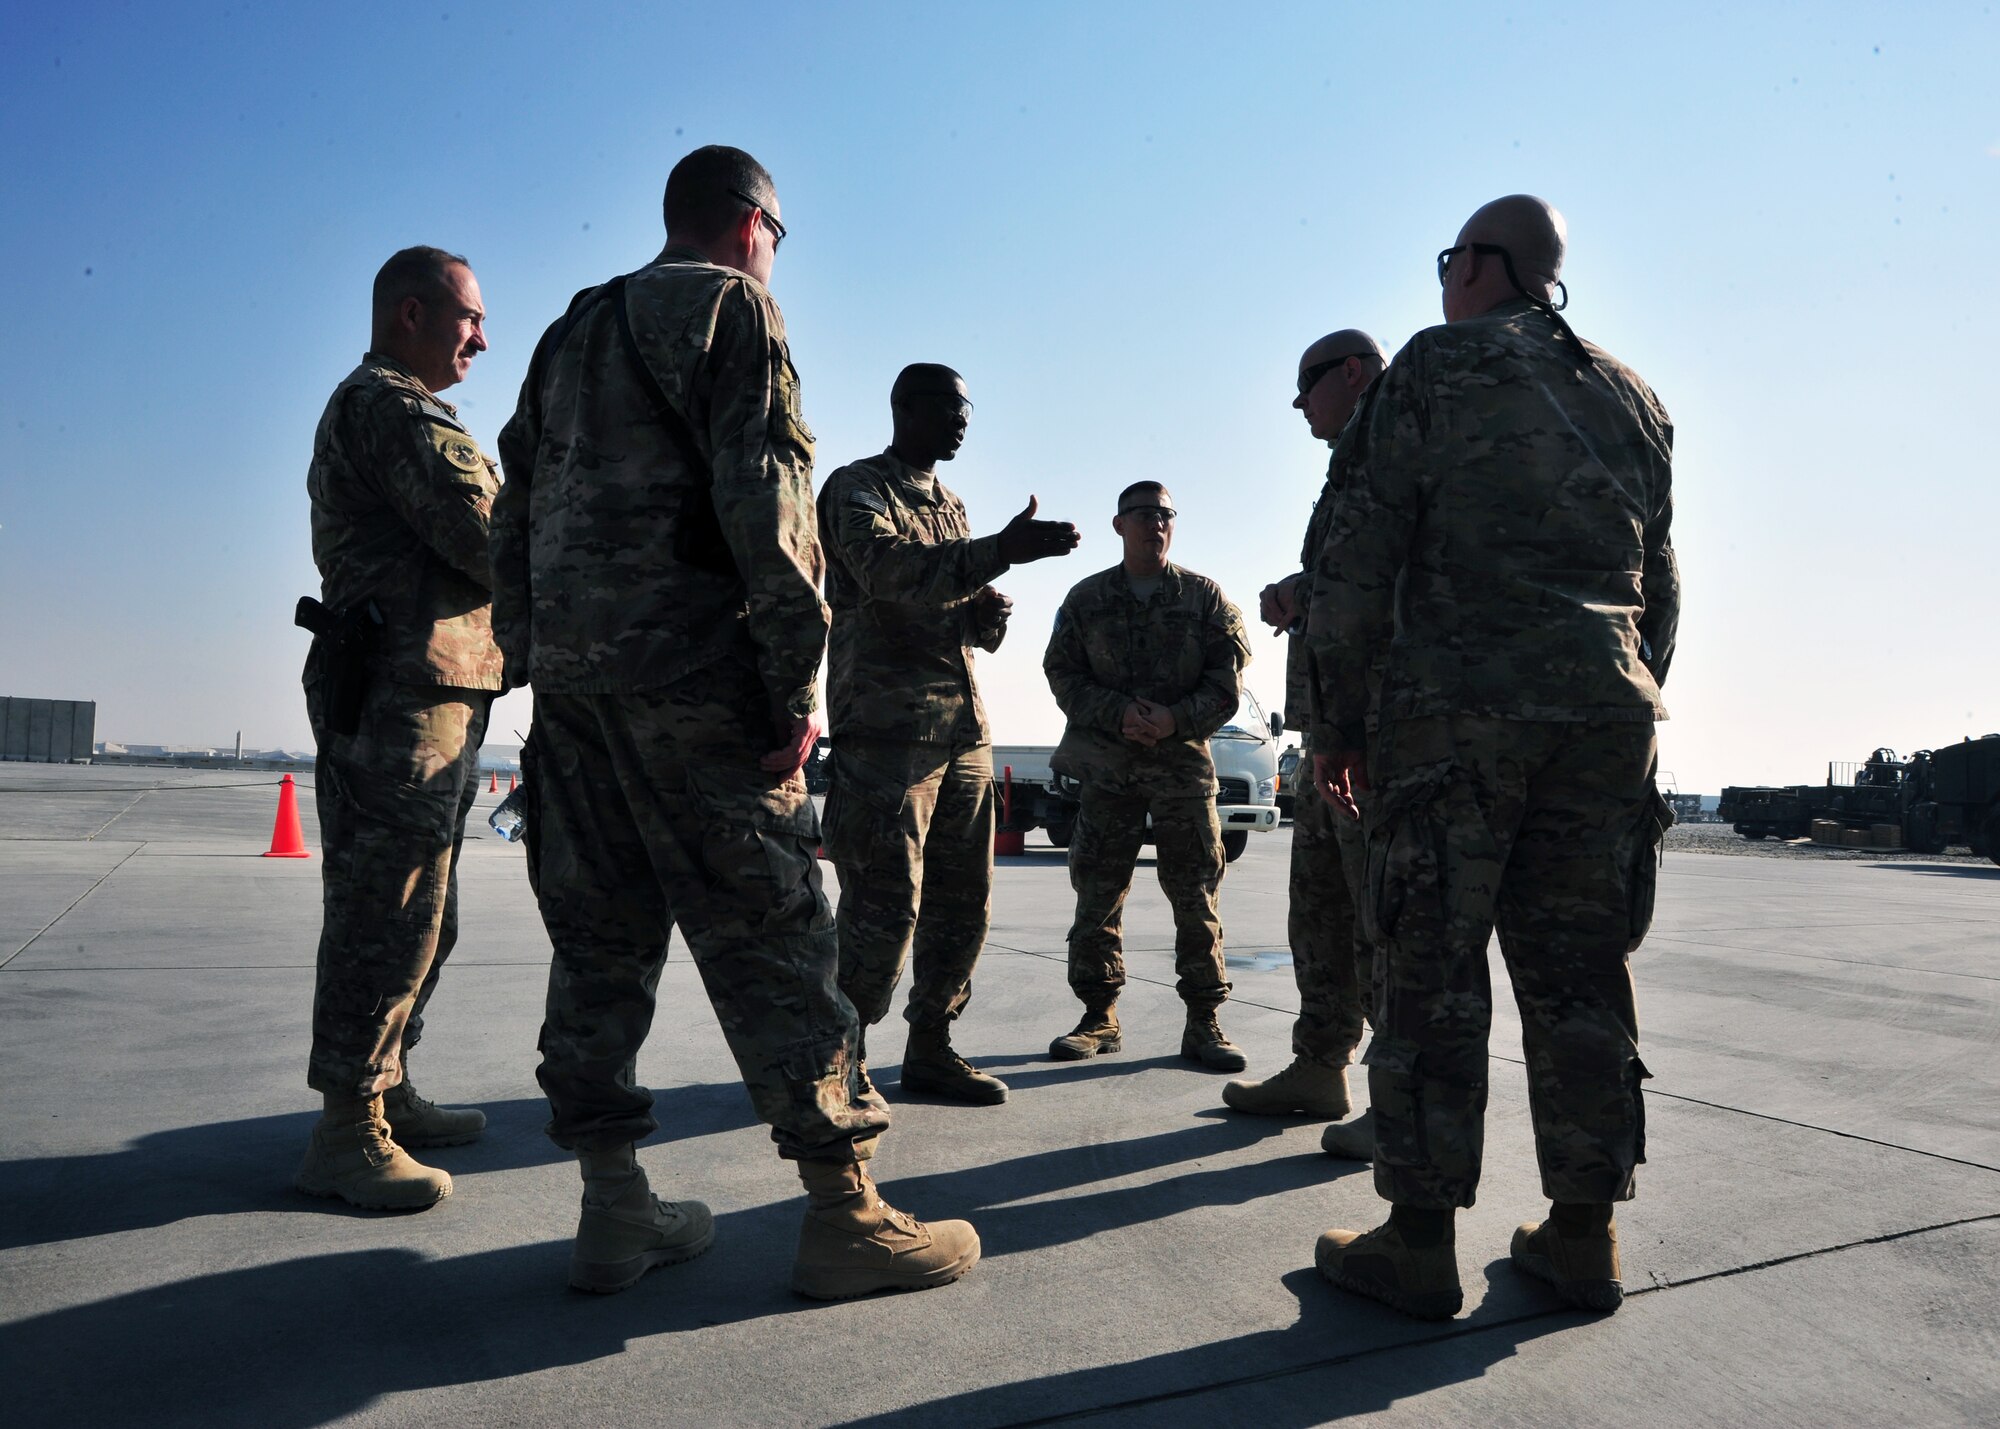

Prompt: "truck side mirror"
[1269,712,1285,738]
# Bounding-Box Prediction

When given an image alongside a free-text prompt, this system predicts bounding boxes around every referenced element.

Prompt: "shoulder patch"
[431,425,485,474]
[848,489,890,515]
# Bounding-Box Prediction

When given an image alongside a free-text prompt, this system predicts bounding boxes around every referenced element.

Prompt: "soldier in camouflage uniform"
[494,147,977,1300]
[818,364,1080,1107]
[1223,331,1387,1140]
[295,246,502,1212]
[1043,483,1253,1072]
[1309,196,1679,1320]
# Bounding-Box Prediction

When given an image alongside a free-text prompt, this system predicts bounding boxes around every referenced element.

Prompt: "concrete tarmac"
[3,765,1997,1427]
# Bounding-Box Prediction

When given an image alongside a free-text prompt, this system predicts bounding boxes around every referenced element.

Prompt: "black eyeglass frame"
[730,188,786,247]
[1296,352,1377,398]
[1436,242,1568,311]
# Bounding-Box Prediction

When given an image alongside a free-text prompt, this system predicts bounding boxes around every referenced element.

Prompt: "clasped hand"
[1120,699,1175,747]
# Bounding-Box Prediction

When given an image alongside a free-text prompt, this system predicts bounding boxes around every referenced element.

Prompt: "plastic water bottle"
[488,785,528,843]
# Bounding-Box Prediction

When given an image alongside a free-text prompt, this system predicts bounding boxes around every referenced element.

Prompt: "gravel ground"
[1668,821,1996,864]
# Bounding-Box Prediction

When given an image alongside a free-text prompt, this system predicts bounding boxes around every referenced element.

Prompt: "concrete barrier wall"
[0,697,96,762]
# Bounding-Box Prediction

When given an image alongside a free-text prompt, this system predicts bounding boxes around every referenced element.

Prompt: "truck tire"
[1734,824,1769,841]
[1046,819,1075,850]
[1903,803,1947,855]
[1221,830,1250,862]
[1983,805,2000,868]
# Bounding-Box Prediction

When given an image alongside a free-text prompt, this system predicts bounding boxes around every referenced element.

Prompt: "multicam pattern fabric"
[1044,563,1250,798]
[494,246,824,714]
[1361,716,1670,1208]
[1064,787,1229,1012]
[818,450,1009,746]
[306,353,504,689]
[303,674,490,1095]
[1287,736,1372,1066]
[1305,299,1678,751]
[822,735,995,1029]
[527,665,888,1162]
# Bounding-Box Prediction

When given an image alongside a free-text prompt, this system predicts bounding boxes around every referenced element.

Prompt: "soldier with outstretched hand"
[818,364,1078,1108]
[494,147,980,1302]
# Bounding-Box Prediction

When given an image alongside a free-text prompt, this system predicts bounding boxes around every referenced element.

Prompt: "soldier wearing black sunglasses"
[1309,194,1678,1322]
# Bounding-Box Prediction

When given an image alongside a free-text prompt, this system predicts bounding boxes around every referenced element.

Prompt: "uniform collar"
[879,448,939,503]
[1118,561,1181,601]
[362,351,449,409]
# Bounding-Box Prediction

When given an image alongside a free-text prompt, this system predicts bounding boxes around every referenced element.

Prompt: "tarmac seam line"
[0,841,148,971]
[1645,934,2000,984]
[987,1212,2000,1428]
[991,940,2000,1174]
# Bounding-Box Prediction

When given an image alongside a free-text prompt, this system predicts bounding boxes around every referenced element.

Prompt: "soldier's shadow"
[0,1084,761,1253]
[826,1265,1586,1428]
[4,1195,824,1429]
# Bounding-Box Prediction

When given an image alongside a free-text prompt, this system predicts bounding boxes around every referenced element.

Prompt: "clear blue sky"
[2,2,1994,793]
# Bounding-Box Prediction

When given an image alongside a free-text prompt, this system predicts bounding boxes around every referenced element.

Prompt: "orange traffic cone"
[264,774,310,858]
[489,770,498,793]
[509,771,519,792]
[994,764,1026,856]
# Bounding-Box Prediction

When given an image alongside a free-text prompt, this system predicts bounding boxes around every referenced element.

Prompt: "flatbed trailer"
[1718,736,2000,862]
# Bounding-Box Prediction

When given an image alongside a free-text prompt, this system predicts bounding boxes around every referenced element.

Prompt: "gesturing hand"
[997,495,1082,565]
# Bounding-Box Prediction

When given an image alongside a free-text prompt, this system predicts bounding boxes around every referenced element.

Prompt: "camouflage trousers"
[824,736,994,1031]
[1065,786,1231,1012]
[1289,737,1374,1066]
[524,669,888,1163]
[1362,716,1671,1209]
[304,672,490,1097]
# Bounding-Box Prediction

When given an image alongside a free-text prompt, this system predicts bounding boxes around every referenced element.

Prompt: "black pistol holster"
[295,596,383,737]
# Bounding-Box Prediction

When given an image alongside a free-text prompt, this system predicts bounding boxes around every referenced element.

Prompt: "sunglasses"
[730,189,786,249]
[1296,353,1374,398]
[1118,505,1176,526]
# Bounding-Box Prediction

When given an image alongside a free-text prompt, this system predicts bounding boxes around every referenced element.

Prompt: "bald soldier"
[1310,196,1678,1320]
[295,247,501,1210]
[496,146,978,1299]
[1223,331,1386,1146]
[818,363,1079,1106]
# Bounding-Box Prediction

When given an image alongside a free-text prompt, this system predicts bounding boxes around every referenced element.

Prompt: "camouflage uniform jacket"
[818,449,1009,747]
[1045,563,1250,797]
[493,245,822,715]
[306,353,503,690]
[1306,298,1678,749]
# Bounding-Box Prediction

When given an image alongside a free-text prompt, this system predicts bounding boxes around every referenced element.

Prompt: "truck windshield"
[1214,690,1271,743]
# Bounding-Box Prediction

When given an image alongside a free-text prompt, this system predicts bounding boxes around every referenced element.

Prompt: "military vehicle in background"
[1718,735,2000,863]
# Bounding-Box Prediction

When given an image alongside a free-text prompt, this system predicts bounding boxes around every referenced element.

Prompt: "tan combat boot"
[296,1093,452,1210]
[1049,1004,1121,1061]
[1223,1056,1350,1116]
[1510,1203,1623,1312]
[1180,1009,1248,1072]
[1316,1207,1462,1320]
[1320,1108,1376,1160]
[569,1145,716,1293]
[901,1023,1008,1105]
[791,1160,980,1300]
[383,1072,486,1148]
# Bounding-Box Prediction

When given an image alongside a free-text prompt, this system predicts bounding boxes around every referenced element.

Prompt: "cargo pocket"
[821,745,908,864]
[1629,1055,1652,1169]
[1362,760,1456,955]
[520,734,544,899]
[684,763,829,936]
[1625,787,1676,951]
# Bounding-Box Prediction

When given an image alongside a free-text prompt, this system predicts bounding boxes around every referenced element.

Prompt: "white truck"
[991,689,1283,862]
